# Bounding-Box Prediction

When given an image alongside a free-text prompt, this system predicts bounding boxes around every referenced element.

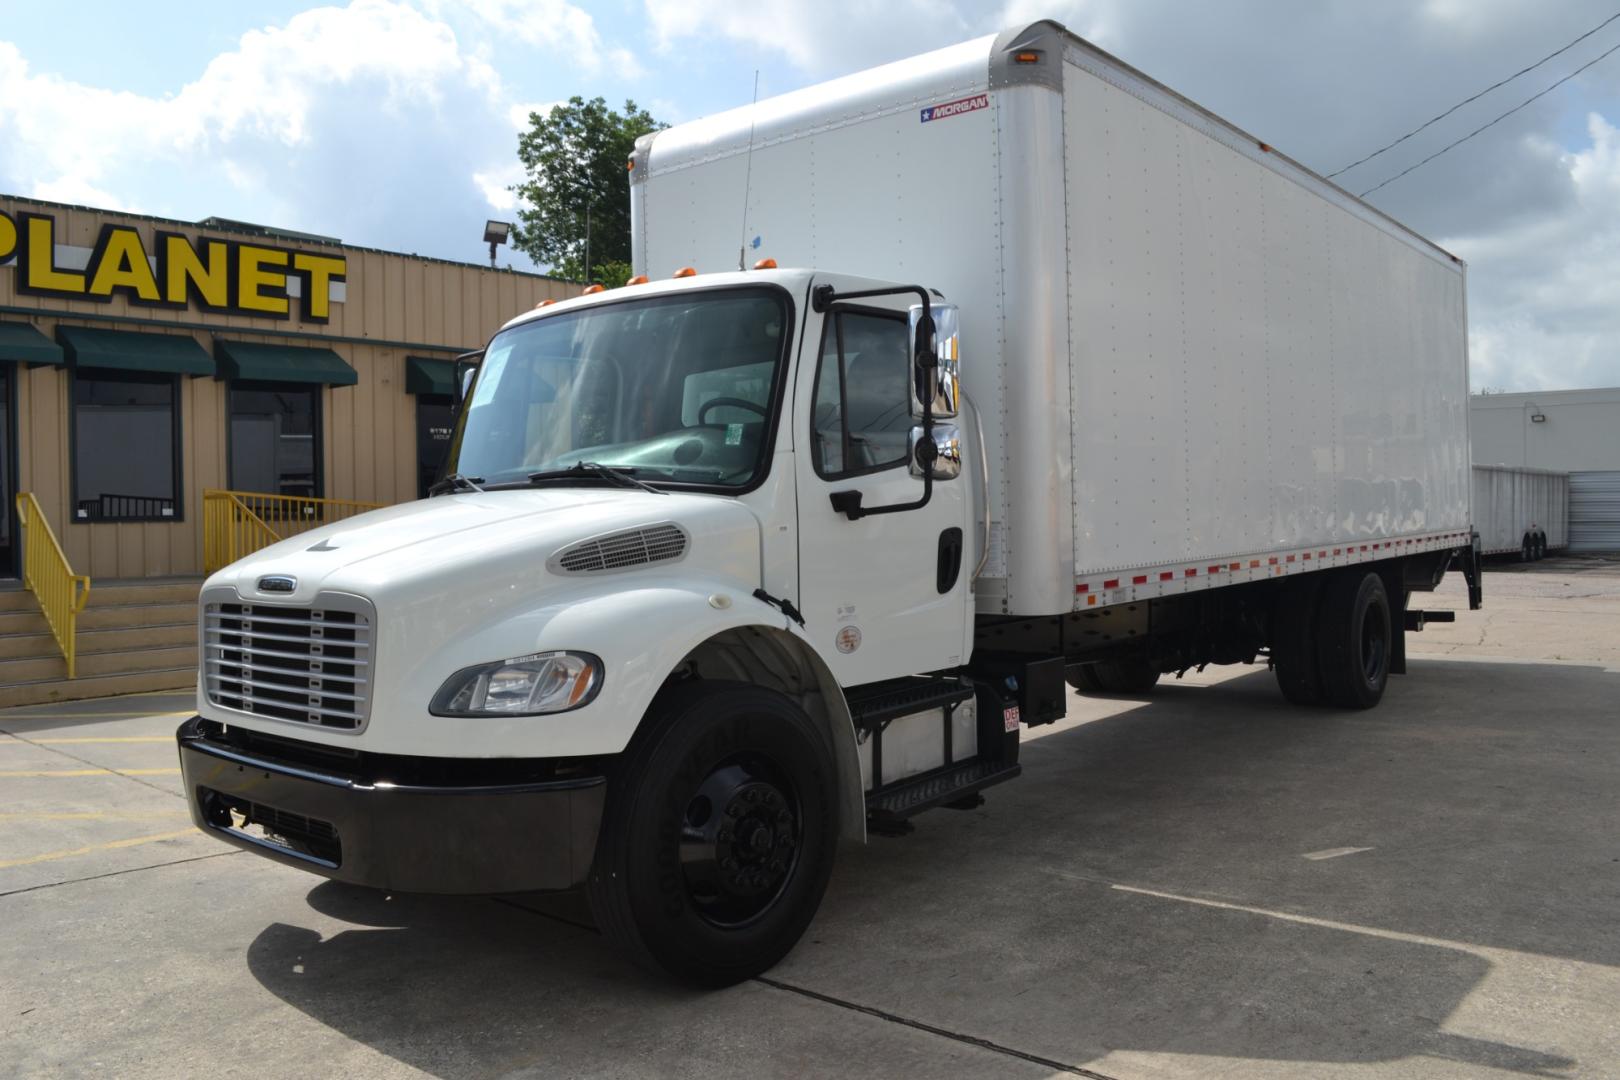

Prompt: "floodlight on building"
[484,220,512,268]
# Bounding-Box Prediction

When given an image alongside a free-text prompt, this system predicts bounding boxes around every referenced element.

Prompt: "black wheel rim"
[677,753,801,928]
[1360,603,1388,686]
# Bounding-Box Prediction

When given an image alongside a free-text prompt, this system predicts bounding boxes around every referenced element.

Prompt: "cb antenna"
[738,69,760,271]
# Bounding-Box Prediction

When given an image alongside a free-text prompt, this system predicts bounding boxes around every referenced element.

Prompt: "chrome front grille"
[554,523,688,574]
[203,599,373,730]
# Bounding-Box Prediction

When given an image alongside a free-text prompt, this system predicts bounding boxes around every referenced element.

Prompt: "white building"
[1471,388,1620,552]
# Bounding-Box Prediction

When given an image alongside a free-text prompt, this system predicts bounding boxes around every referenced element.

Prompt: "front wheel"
[587,681,839,987]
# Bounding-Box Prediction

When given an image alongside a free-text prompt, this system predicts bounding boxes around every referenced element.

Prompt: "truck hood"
[205,488,765,613]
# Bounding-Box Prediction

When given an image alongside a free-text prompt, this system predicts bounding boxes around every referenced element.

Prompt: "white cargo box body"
[1472,466,1568,555]
[632,20,1472,618]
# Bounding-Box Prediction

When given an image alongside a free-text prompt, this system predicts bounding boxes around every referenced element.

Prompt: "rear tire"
[1273,575,1324,706]
[1066,664,1104,692]
[1314,570,1392,710]
[1535,533,1547,560]
[1093,658,1160,694]
[587,681,838,988]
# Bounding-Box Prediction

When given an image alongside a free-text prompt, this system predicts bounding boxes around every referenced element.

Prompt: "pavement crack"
[0,727,183,800]
[0,850,240,901]
[754,975,1120,1079]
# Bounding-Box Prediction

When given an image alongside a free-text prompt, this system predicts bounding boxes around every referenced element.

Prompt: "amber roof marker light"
[626,275,649,285]
[673,266,698,278]
[753,258,777,270]
[581,284,605,295]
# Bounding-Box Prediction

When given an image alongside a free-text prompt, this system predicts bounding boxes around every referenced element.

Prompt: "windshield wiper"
[427,473,484,496]
[527,461,666,495]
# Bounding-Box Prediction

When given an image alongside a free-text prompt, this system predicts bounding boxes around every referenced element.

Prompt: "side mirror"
[908,302,960,419]
[909,423,962,481]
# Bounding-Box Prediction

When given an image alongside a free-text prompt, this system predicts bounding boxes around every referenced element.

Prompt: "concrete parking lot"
[3,557,1618,1079]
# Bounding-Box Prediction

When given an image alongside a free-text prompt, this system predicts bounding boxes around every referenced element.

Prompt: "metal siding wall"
[1,195,574,579]
[1569,471,1620,552]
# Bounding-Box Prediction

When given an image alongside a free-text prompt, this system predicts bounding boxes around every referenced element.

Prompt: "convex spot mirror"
[909,423,962,481]
[908,302,960,420]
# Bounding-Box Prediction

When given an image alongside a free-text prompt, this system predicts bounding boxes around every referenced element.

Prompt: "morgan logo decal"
[835,625,862,654]
[920,93,989,123]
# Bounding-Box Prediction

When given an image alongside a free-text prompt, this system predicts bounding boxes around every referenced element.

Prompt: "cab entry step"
[866,760,1022,822]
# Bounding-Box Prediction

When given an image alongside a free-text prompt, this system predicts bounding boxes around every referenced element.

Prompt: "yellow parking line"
[0,829,198,870]
[0,768,180,778]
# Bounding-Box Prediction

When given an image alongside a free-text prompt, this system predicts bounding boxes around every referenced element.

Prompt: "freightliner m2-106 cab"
[177,21,1483,985]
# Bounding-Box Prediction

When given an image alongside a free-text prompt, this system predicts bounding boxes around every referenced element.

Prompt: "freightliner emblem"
[257,575,297,594]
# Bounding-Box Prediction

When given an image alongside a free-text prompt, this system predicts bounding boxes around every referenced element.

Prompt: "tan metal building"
[0,194,573,582]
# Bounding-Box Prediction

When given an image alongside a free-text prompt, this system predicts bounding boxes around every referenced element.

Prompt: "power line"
[1329,9,1620,178]
[1358,35,1620,198]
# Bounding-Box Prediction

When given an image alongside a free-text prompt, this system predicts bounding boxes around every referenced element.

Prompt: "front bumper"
[177,717,606,893]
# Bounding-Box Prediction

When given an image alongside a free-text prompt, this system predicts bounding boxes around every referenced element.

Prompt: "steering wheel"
[697,397,768,426]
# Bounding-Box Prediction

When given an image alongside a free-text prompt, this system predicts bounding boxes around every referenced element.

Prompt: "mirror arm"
[818,284,937,520]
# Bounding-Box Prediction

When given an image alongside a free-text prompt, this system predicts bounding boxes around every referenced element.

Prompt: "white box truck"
[1472,465,1567,559]
[178,20,1483,985]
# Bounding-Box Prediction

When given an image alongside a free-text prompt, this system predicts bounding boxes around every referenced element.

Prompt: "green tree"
[511,96,663,284]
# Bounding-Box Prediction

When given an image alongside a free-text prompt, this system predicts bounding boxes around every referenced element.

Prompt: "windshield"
[450,287,790,490]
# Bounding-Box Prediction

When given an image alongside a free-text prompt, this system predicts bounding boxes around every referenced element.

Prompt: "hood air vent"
[553,523,688,574]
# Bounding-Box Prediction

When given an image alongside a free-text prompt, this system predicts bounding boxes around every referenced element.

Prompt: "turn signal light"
[626,158,635,171]
[626,274,649,285]
[753,257,777,270]
[673,266,698,278]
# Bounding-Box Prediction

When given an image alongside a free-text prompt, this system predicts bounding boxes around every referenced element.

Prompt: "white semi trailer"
[178,20,1483,986]
[1472,465,1566,560]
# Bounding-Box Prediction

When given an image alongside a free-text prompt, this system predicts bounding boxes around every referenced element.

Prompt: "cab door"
[793,277,971,686]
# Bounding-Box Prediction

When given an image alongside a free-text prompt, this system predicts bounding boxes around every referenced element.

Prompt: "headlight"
[430,651,603,716]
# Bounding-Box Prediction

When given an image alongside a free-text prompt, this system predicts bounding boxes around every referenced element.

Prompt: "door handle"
[937,527,963,593]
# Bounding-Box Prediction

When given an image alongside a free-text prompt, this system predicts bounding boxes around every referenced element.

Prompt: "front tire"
[587,681,838,987]
[1314,570,1392,709]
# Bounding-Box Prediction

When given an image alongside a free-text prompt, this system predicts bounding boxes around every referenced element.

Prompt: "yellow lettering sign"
[88,226,161,302]
[236,245,290,316]
[291,251,346,322]
[21,214,86,295]
[9,211,347,322]
[160,233,229,309]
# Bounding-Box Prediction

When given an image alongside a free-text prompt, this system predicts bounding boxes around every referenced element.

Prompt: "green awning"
[405,356,456,397]
[57,325,214,377]
[214,340,357,386]
[0,321,64,367]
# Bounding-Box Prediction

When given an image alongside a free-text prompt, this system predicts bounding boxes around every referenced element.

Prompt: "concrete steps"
[0,578,201,708]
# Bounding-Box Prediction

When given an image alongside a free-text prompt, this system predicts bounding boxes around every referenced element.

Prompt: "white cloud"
[437,0,642,75]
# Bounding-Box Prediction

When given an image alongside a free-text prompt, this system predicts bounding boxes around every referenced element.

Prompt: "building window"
[72,370,181,522]
[416,394,455,499]
[229,384,320,499]
[811,310,913,477]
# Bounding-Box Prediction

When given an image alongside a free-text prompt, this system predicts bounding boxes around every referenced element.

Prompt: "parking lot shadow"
[245,656,1606,1077]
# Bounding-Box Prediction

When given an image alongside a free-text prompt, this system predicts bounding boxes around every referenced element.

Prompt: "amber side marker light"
[673,266,698,278]
[626,274,649,285]
[582,284,605,295]
[753,257,777,270]
[1015,51,1040,63]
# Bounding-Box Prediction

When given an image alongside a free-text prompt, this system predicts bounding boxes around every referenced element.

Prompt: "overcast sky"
[3,0,1619,391]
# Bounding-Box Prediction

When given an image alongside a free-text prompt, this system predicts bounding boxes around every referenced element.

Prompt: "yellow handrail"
[14,493,91,679]
[203,490,384,573]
